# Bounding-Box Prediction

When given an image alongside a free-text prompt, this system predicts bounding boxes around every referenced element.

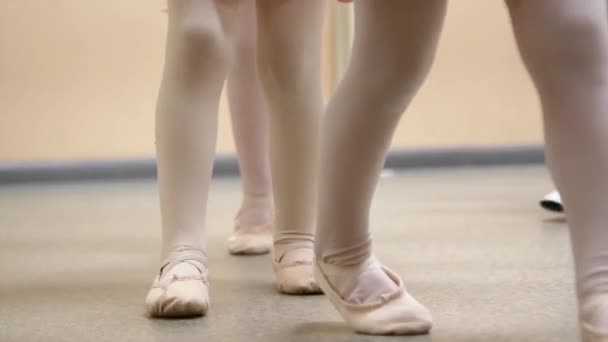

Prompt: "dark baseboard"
[0,144,544,185]
[384,145,544,169]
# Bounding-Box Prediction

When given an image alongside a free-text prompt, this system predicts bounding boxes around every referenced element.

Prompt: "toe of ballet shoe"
[145,276,209,318]
[226,234,272,255]
[227,226,273,255]
[352,292,433,335]
[313,259,432,336]
[273,262,322,295]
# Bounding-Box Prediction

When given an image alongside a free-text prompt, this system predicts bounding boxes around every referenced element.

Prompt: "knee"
[509,2,608,79]
[233,32,257,63]
[257,49,320,98]
[174,20,228,60]
[374,57,432,93]
[354,52,435,114]
[233,11,257,58]
[537,22,603,69]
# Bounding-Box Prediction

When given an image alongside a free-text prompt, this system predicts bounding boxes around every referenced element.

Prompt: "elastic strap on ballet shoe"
[319,239,372,266]
[160,245,207,276]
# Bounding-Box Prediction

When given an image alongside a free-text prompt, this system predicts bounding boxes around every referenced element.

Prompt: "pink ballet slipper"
[273,243,322,295]
[145,249,209,318]
[227,222,273,255]
[313,257,432,335]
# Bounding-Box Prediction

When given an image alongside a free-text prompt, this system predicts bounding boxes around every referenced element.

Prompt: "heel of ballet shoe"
[313,258,432,335]
[226,223,273,255]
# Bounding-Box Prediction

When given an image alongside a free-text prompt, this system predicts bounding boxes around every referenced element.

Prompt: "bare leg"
[146,0,239,317]
[314,0,446,335]
[226,0,273,255]
[255,0,325,294]
[507,0,608,339]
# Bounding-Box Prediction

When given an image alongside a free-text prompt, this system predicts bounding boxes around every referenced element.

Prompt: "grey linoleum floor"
[0,166,579,342]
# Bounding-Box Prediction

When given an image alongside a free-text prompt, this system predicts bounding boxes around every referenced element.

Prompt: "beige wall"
[395,1,541,147]
[0,1,541,163]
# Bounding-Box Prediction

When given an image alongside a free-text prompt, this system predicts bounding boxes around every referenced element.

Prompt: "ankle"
[161,260,204,278]
[318,256,400,305]
[240,193,273,209]
[316,239,373,266]
[160,245,207,276]
[236,194,273,227]
[274,239,314,264]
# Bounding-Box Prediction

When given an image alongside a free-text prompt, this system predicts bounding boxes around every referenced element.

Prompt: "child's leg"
[314,0,446,334]
[506,0,608,339]
[226,0,273,255]
[255,0,325,294]
[146,0,239,317]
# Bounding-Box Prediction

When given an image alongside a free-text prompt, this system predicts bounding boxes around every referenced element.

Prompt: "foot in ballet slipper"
[273,243,322,295]
[313,257,432,335]
[227,196,274,255]
[145,249,209,318]
[227,223,273,255]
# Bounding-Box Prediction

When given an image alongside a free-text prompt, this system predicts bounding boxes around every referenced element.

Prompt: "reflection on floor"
[0,166,578,342]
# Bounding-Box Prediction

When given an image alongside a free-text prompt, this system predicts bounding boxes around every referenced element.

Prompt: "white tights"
[227,0,273,229]
[316,2,608,337]
[155,0,324,279]
[508,0,608,334]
